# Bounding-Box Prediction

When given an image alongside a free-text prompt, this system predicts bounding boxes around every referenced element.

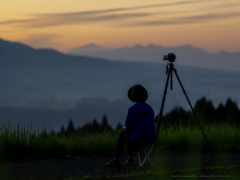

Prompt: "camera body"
[163,53,176,62]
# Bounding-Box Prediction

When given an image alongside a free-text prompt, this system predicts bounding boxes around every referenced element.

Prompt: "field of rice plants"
[1,119,240,162]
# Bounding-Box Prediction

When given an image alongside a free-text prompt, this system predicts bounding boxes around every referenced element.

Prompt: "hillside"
[1,38,240,106]
[1,38,240,129]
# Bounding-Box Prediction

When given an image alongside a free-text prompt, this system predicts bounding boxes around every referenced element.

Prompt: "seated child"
[107,84,157,167]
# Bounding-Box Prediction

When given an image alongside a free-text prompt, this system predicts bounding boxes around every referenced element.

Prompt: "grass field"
[1,120,240,162]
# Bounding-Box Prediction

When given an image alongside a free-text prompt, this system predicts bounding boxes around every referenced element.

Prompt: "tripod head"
[166,62,175,90]
[166,62,174,74]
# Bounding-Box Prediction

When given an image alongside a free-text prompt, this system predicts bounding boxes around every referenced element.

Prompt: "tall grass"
[0,120,240,161]
[0,121,118,161]
[157,121,240,153]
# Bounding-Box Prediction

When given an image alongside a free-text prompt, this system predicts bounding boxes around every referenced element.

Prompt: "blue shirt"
[125,102,157,144]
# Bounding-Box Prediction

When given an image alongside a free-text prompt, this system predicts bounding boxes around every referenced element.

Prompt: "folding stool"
[137,142,155,167]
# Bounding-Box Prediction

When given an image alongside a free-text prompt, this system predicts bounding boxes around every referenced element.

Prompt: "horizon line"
[1,37,239,54]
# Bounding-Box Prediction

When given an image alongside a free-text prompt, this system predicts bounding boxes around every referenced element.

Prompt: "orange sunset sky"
[1,0,240,53]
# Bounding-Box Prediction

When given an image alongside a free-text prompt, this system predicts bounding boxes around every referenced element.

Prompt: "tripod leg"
[152,70,171,160]
[156,71,171,138]
[173,68,216,161]
[171,69,173,90]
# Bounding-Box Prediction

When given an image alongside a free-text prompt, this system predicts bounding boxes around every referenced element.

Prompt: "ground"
[1,153,240,180]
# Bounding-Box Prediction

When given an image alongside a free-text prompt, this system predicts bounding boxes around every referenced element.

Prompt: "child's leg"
[115,130,127,159]
[107,131,134,167]
[126,141,134,160]
[116,130,135,160]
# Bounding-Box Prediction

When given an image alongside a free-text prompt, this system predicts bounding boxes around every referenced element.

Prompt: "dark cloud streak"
[20,13,153,28]
[213,2,240,8]
[178,12,240,21]
[132,12,240,26]
[37,0,212,17]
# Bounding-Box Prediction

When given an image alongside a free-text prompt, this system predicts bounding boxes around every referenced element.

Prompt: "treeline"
[59,114,123,136]
[58,97,240,136]
[158,97,240,127]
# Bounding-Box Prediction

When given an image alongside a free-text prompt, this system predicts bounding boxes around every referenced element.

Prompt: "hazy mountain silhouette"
[1,38,240,130]
[67,43,240,72]
[68,43,110,54]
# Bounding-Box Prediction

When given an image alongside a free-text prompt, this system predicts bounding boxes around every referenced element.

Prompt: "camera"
[163,53,176,62]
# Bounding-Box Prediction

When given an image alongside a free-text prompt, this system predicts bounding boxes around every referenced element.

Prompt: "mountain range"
[0,38,240,129]
[68,43,240,72]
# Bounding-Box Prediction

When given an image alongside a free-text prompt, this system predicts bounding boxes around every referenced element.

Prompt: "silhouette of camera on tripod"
[153,53,216,161]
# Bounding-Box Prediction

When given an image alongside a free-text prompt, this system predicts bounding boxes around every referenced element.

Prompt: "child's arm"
[125,108,134,134]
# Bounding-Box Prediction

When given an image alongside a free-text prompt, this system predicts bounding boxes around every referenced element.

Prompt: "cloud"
[178,12,240,21]
[33,0,213,17]
[0,12,153,28]
[0,0,216,28]
[31,13,153,28]
[132,12,240,26]
[214,2,240,8]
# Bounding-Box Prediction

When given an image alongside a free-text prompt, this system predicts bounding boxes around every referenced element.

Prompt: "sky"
[1,0,240,53]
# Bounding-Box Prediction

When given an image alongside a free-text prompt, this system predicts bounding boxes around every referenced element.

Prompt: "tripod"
[154,62,216,161]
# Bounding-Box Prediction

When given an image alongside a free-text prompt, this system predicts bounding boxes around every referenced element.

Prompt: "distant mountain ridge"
[67,43,240,72]
[69,43,110,53]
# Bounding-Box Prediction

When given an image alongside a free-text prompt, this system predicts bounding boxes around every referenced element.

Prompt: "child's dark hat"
[128,84,148,103]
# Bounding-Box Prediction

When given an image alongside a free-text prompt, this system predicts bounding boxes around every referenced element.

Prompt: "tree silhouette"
[67,119,75,133]
[203,100,215,124]
[100,114,112,132]
[92,118,100,133]
[115,123,123,131]
[194,97,207,118]
[193,97,216,124]
[215,103,225,123]
[162,107,191,127]
[82,123,93,133]
[223,98,239,124]
[60,125,65,135]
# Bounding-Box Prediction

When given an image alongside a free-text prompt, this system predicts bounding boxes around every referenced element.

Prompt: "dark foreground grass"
[64,164,240,180]
[1,121,240,161]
